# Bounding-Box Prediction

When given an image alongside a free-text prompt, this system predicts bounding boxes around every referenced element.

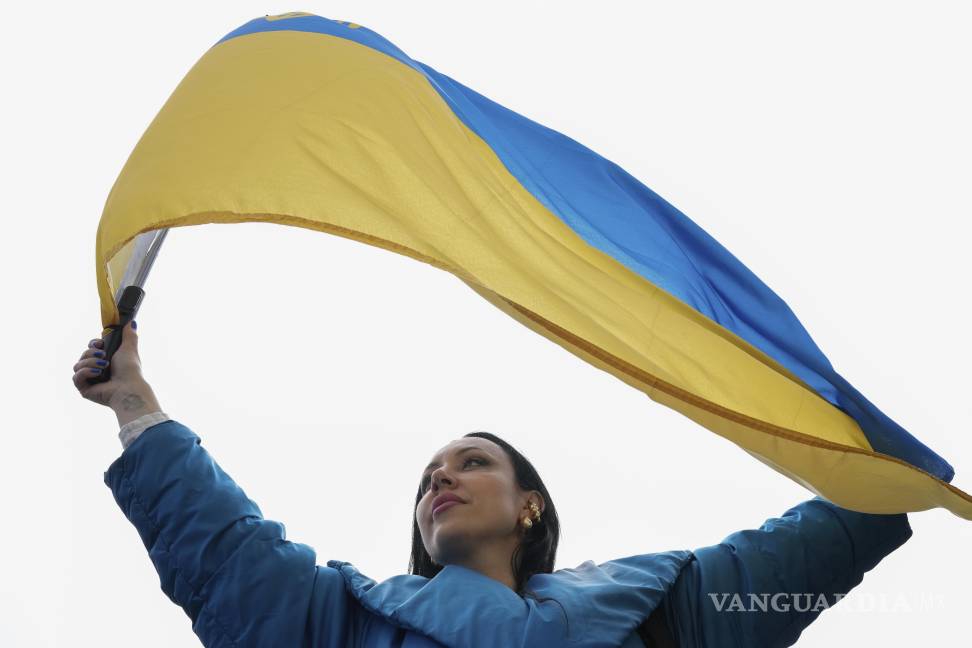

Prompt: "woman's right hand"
[72,321,149,409]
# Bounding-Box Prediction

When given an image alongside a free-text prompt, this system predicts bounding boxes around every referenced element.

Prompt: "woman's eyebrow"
[422,446,487,475]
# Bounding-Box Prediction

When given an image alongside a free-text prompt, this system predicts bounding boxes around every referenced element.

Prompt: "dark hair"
[408,430,561,595]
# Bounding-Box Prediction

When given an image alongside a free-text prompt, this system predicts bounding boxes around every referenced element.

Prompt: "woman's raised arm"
[663,497,913,648]
[75,324,355,647]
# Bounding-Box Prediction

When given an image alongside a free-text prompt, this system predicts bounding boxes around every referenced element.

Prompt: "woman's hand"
[73,321,159,422]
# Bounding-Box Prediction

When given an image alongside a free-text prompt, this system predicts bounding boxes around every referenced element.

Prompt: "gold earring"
[522,501,541,529]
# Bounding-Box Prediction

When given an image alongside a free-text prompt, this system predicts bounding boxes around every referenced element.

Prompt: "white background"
[2,1,970,646]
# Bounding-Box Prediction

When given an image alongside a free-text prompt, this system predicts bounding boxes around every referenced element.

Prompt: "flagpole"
[88,228,170,385]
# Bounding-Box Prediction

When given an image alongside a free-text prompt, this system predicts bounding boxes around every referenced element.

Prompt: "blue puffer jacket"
[104,420,912,647]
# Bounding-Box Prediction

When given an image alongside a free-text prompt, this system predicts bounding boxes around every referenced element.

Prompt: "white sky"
[3,1,970,646]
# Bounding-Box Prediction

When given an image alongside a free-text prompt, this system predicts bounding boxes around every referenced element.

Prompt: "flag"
[97,13,972,519]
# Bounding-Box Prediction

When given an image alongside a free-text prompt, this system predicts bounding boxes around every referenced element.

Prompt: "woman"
[74,322,912,647]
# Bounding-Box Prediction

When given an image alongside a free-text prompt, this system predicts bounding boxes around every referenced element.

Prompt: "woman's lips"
[432,500,462,517]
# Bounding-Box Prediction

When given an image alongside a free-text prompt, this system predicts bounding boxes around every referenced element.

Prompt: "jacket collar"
[327,549,692,647]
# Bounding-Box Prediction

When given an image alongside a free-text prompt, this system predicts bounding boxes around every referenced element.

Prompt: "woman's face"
[416,437,537,566]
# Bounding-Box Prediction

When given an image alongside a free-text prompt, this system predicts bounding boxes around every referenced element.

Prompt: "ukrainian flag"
[97,13,972,519]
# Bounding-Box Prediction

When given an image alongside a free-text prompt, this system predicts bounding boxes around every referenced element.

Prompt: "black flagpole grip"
[87,285,145,385]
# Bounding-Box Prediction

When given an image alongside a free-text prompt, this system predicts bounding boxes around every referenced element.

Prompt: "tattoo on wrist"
[117,391,148,411]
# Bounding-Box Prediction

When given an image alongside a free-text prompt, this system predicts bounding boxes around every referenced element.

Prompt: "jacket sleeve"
[104,419,353,648]
[663,496,912,648]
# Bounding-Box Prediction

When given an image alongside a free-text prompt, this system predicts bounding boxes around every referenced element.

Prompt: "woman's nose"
[431,467,453,490]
